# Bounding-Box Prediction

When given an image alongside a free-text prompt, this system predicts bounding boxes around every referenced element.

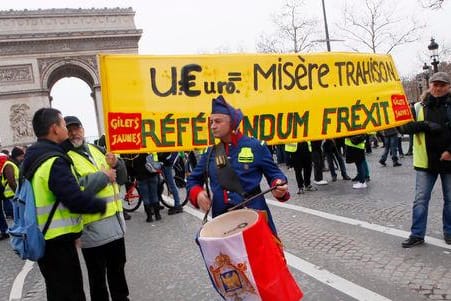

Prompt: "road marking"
[267,199,451,250]
[9,260,33,301]
[285,253,391,301]
[184,206,392,301]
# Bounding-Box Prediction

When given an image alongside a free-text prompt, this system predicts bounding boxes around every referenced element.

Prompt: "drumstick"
[227,181,287,212]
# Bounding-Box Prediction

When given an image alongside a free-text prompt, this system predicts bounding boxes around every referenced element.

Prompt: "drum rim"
[199,209,260,239]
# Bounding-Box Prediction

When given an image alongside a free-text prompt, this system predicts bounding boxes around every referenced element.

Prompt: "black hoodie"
[23,139,106,241]
[400,93,451,173]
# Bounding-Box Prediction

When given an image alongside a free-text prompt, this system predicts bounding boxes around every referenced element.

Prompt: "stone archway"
[0,8,142,147]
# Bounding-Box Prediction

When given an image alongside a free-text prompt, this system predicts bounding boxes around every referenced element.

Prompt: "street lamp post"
[416,74,423,98]
[428,37,440,73]
[423,62,431,86]
[321,0,331,52]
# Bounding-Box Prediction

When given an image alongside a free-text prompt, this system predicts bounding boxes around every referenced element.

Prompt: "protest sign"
[99,52,412,153]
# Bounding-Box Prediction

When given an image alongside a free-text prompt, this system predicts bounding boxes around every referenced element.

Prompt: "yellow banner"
[99,53,412,153]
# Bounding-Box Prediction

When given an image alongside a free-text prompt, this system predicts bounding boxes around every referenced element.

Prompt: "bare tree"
[337,0,424,53]
[256,0,319,53]
[419,0,446,9]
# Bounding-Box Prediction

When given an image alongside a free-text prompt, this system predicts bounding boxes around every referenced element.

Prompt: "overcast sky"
[2,0,450,137]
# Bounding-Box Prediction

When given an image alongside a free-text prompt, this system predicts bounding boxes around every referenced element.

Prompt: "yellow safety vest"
[284,143,297,152]
[344,138,365,149]
[284,142,312,152]
[1,161,19,198]
[68,145,122,225]
[33,157,83,240]
[413,102,428,168]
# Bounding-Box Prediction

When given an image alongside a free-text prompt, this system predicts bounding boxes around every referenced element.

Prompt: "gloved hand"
[416,121,442,133]
[424,121,442,134]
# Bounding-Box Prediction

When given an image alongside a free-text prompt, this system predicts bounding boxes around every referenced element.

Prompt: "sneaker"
[379,159,386,166]
[332,176,337,182]
[304,185,317,191]
[296,188,304,195]
[445,234,451,245]
[313,180,328,185]
[402,236,424,248]
[393,162,402,167]
[342,175,351,180]
[352,182,367,189]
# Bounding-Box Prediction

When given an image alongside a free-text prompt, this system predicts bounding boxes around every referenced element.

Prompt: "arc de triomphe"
[0,8,142,148]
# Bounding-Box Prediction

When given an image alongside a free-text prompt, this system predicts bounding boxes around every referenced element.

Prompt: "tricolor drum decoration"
[197,209,303,301]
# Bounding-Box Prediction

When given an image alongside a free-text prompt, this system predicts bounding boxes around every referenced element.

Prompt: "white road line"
[267,199,451,250]
[9,260,34,301]
[285,253,391,301]
[184,206,392,301]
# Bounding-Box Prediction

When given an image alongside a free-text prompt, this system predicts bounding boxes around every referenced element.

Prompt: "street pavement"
[1,143,451,301]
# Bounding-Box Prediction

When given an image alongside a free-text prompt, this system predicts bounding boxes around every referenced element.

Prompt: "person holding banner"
[400,72,451,248]
[187,95,290,235]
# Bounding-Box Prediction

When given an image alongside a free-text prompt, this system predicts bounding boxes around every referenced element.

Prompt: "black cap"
[64,116,82,127]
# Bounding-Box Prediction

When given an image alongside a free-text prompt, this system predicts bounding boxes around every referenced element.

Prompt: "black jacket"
[122,153,157,180]
[400,93,451,173]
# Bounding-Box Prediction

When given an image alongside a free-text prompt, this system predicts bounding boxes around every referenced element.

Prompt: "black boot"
[144,205,153,223]
[153,203,162,221]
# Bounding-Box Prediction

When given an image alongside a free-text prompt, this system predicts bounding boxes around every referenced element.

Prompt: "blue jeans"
[325,148,348,178]
[162,166,180,207]
[410,170,451,238]
[380,135,399,163]
[355,161,366,183]
[137,175,159,206]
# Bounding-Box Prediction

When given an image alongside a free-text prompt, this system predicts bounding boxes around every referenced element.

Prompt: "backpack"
[8,152,68,261]
[145,154,162,173]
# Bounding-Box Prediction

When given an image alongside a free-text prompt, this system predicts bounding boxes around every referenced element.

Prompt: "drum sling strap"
[214,143,246,196]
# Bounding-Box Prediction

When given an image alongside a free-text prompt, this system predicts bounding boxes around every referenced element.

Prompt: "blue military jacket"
[187,134,288,234]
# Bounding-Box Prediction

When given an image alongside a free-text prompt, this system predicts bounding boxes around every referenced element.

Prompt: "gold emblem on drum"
[209,253,256,299]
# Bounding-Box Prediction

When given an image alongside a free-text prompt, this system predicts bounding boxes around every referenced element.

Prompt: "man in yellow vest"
[22,108,106,301]
[63,115,129,301]
[400,71,451,248]
[1,146,25,219]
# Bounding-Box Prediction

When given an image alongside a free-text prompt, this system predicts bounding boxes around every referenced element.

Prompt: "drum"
[197,209,303,301]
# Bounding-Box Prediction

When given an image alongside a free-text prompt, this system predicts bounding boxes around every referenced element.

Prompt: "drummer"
[187,95,290,235]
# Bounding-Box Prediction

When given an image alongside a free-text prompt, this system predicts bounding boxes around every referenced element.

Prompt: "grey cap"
[64,116,82,127]
[429,72,450,84]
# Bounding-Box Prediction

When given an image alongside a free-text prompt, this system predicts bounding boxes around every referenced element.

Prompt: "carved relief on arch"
[38,55,99,90]
[9,103,34,142]
[38,55,98,75]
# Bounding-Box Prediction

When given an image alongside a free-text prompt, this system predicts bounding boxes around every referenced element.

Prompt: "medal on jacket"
[216,154,227,168]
